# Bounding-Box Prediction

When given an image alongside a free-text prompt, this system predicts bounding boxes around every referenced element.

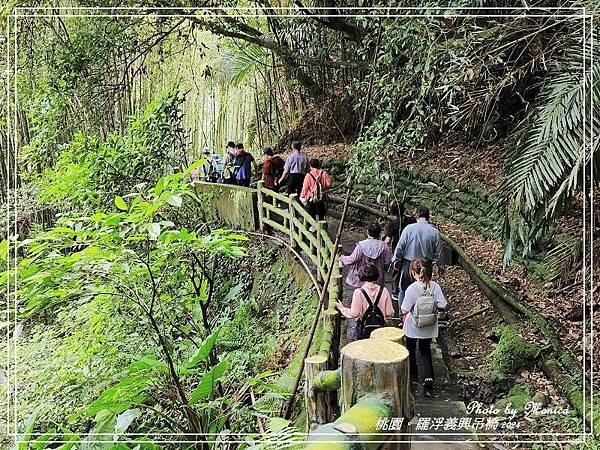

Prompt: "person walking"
[221,141,237,184]
[278,141,308,196]
[383,200,416,305]
[261,147,285,191]
[233,143,256,187]
[200,147,218,182]
[392,206,444,305]
[340,222,391,288]
[300,158,331,220]
[336,264,394,340]
[401,258,447,395]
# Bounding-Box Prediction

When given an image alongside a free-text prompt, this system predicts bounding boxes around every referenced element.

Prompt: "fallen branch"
[449,305,491,324]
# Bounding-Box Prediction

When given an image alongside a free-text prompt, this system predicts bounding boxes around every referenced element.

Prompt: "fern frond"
[543,235,583,282]
[500,24,599,261]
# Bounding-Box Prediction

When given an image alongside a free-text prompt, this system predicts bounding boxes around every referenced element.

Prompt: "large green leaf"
[114,196,128,211]
[183,327,220,371]
[188,360,229,405]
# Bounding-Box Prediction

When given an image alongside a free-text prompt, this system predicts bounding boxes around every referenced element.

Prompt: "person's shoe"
[423,378,434,389]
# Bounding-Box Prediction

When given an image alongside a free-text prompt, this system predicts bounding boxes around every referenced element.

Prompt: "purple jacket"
[340,238,392,288]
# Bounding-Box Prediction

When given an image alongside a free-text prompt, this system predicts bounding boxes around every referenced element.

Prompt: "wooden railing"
[194,179,343,372]
[194,181,412,446]
[256,180,343,305]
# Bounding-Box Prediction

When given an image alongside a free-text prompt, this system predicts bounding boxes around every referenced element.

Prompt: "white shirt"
[401,280,447,339]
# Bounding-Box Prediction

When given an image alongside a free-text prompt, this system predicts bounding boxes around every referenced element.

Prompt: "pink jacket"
[340,238,392,288]
[338,282,394,320]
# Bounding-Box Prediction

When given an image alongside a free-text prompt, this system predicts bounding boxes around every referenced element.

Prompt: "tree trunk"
[340,339,413,422]
[305,354,330,431]
[370,326,405,346]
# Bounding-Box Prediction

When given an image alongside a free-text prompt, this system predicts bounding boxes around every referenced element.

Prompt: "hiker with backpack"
[261,147,285,191]
[336,264,394,340]
[401,258,448,395]
[233,143,257,187]
[300,158,331,220]
[340,222,392,288]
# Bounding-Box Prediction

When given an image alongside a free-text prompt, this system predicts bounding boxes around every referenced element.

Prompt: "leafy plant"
[6,166,248,444]
[500,26,599,263]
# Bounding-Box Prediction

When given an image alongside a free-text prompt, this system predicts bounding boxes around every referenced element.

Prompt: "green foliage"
[35,85,188,211]
[500,27,599,263]
[542,233,583,283]
[494,384,533,415]
[491,325,540,374]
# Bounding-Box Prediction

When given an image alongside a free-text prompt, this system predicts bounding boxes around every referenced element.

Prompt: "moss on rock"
[491,325,539,374]
[494,384,533,415]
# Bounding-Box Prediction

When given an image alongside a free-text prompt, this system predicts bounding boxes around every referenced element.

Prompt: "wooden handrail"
[195,181,343,430]
[256,181,339,296]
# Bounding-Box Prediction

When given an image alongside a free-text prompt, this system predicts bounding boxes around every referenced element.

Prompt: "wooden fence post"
[323,306,341,372]
[340,339,413,420]
[326,272,343,312]
[256,180,265,232]
[316,220,327,283]
[289,193,298,246]
[305,355,329,432]
[305,339,413,449]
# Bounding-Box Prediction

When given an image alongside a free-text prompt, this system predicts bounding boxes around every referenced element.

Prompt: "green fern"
[500,25,599,263]
[542,234,583,283]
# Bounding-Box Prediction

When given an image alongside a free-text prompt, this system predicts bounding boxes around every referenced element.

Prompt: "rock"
[531,391,548,407]
[494,384,533,416]
[490,370,513,395]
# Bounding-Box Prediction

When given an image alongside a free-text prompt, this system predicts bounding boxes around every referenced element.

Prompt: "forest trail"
[328,210,483,449]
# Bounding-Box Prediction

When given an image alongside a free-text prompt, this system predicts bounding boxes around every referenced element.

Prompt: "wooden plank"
[263,187,291,204]
[263,218,288,235]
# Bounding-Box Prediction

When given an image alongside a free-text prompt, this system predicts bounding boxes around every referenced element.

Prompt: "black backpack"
[356,287,385,339]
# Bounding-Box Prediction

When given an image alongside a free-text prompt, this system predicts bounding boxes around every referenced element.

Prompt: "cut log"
[340,339,413,421]
[370,326,405,345]
[305,355,329,431]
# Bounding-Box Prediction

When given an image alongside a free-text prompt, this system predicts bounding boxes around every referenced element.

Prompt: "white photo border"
[4,5,595,446]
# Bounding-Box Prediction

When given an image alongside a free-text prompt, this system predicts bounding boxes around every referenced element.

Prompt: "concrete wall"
[193,182,258,231]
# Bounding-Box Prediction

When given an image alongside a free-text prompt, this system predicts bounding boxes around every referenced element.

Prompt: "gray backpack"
[411,285,437,327]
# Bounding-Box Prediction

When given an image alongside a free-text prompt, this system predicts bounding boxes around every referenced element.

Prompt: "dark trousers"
[399,258,413,293]
[306,201,327,220]
[287,173,305,196]
[397,258,432,297]
[405,337,434,382]
[236,178,251,187]
[391,268,402,297]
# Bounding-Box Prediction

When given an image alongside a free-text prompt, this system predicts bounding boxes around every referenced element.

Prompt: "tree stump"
[322,307,341,369]
[370,326,405,345]
[305,355,329,431]
[340,339,414,423]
